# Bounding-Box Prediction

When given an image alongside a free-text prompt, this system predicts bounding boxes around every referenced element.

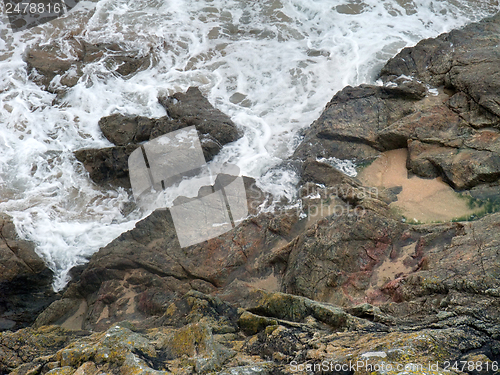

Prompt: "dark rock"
[74,145,138,188]
[98,87,241,152]
[158,87,242,148]
[407,139,500,190]
[381,99,500,189]
[282,207,406,306]
[380,12,500,123]
[293,84,423,162]
[299,159,391,214]
[25,39,150,92]
[98,114,157,146]
[0,214,56,332]
[406,139,444,179]
[384,186,403,203]
[300,158,361,187]
[33,298,84,329]
[75,87,242,187]
[243,325,303,363]
[2,279,499,374]
[377,104,470,150]
[24,44,76,89]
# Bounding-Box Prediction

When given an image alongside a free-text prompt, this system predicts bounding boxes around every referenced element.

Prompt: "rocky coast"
[2,12,500,375]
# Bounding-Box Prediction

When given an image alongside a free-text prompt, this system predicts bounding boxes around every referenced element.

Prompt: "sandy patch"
[370,243,415,290]
[60,300,87,330]
[248,273,279,292]
[97,305,109,324]
[359,148,478,222]
[122,288,137,315]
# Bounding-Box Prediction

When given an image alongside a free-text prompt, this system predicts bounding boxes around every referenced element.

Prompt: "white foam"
[317,157,358,178]
[0,0,498,290]
[428,88,440,96]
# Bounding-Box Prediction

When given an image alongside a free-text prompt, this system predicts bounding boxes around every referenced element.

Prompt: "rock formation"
[74,87,242,188]
[0,214,55,332]
[2,11,500,375]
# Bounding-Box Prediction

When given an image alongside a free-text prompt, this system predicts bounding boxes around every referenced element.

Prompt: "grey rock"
[0,214,56,332]
[75,87,242,187]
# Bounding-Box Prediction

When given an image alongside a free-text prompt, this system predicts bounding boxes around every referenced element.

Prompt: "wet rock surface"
[74,87,241,188]
[98,87,242,152]
[0,214,56,332]
[16,158,500,373]
[380,13,500,121]
[25,39,151,92]
[293,84,422,162]
[73,144,138,189]
[297,12,500,191]
[4,11,500,375]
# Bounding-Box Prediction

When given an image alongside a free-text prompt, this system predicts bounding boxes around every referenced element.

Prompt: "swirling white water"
[0,0,498,290]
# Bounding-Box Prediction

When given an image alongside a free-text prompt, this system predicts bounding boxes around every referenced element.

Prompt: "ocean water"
[0,0,498,290]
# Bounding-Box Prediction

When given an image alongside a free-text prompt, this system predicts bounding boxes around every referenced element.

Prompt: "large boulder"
[407,139,500,189]
[292,84,424,162]
[295,13,500,191]
[75,87,242,188]
[158,86,242,148]
[98,87,242,151]
[0,214,56,331]
[381,12,500,122]
[74,144,138,189]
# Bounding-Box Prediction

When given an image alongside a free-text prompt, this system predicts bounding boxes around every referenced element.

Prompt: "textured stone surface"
[0,214,55,332]
[4,288,500,374]
[296,13,500,191]
[74,87,241,187]
[25,40,150,92]
[293,84,422,162]
[5,11,500,375]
